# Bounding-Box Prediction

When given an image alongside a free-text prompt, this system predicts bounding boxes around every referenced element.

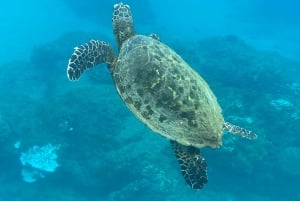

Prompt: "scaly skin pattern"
[67,40,115,80]
[113,35,224,149]
[112,3,135,50]
[223,122,257,140]
[170,140,208,189]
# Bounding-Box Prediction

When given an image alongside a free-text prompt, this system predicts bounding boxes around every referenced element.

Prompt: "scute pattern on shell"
[113,35,224,148]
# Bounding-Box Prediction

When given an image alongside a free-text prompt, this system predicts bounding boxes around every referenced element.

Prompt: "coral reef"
[0,114,11,141]
[277,146,300,175]
[0,32,299,201]
[20,144,60,183]
[20,144,60,172]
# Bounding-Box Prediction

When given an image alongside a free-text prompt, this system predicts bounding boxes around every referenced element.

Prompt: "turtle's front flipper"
[170,140,208,189]
[67,40,115,80]
[223,122,257,140]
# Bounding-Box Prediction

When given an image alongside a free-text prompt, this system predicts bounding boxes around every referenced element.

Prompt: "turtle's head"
[113,3,135,50]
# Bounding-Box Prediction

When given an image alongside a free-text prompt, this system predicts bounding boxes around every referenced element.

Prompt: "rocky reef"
[0,32,299,201]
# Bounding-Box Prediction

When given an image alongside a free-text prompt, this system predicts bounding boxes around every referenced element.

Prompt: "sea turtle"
[67,2,257,189]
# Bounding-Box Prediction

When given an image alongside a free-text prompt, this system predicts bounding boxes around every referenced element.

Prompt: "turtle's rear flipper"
[170,140,208,189]
[223,122,257,140]
[67,40,115,80]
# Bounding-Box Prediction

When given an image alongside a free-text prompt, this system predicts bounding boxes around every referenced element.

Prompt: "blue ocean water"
[0,0,299,200]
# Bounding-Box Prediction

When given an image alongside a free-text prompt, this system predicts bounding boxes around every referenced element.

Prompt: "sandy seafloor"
[0,0,300,200]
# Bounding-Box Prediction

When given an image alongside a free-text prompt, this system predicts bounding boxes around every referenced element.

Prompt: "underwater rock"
[30,32,114,85]
[278,146,300,175]
[0,114,11,140]
[30,32,106,69]
[270,98,294,110]
[63,0,155,26]
[176,35,300,94]
[287,82,300,95]
[269,98,300,120]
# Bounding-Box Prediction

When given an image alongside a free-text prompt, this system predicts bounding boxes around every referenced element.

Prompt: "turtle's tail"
[67,40,115,81]
[223,122,257,140]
